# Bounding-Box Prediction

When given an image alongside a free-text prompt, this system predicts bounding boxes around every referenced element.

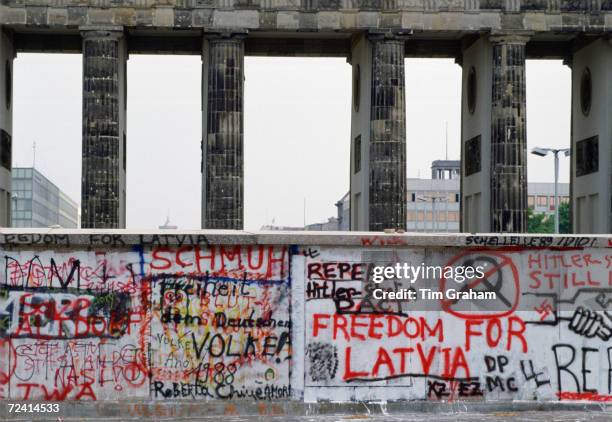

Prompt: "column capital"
[489,32,532,45]
[204,30,248,42]
[366,30,412,43]
[80,25,124,40]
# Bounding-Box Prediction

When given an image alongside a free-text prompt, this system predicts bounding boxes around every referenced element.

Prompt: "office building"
[329,161,569,232]
[11,167,79,228]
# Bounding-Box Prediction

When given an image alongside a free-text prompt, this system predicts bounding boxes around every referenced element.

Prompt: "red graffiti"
[556,391,612,402]
[440,251,520,320]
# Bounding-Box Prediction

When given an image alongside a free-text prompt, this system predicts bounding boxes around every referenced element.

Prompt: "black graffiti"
[138,234,211,247]
[190,331,290,361]
[356,269,409,316]
[306,342,338,382]
[466,236,554,247]
[216,383,291,400]
[427,379,483,399]
[306,280,360,312]
[302,248,320,259]
[568,307,612,341]
[552,344,607,393]
[214,312,291,330]
[484,355,517,393]
[466,235,599,248]
[2,234,70,246]
[88,234,126,247]
[152,381,214,399]
[4,255,80,290]
[520,360,551,388]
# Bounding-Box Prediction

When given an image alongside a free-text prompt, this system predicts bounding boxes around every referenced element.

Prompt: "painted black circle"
[5,61,11,110]
[580,67,592,116]
[467,66,476,114]
[353,64,360,112]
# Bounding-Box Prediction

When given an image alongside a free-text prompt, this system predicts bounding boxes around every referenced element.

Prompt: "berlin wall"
[0,231,610,404]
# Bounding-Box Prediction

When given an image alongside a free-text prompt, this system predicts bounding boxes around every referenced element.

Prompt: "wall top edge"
[0,229,609,249]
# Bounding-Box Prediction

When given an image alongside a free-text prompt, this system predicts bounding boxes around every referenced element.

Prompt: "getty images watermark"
[370,263,492,301]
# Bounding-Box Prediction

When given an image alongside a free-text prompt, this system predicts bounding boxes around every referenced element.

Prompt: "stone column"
[368,35,407,232]
[202,33,245,229]
[489,35,528,233]
[0,29,14,227]
[81,27,127,229]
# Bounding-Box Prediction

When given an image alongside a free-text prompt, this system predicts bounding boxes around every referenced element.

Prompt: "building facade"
[329,161,569,233]
[11,167,79,228]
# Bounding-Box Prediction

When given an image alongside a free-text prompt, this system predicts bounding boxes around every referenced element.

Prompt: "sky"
[12,54,571,230]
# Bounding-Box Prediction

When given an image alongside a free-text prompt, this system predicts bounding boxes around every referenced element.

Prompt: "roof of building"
[431,160,460,169]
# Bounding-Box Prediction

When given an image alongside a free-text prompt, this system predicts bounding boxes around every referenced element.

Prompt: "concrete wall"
[0,230,610,404]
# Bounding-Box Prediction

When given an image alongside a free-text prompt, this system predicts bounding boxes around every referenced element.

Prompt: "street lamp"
[10,193,17,227]
[530,147,570,233]
[417,194,448,232]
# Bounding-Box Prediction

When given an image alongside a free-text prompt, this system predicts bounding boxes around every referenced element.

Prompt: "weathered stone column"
[368,35,407,232]
[81,27,127,229]
[489,35,528,233]
[202,33,245,229]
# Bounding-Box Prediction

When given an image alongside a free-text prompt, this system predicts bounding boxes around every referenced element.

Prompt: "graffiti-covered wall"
[0,243,291,401]
[0,232,610,403]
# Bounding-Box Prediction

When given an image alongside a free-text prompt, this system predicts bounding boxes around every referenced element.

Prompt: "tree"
[558,201,570,234]
[527,207,554,233]
[527,202,570,234]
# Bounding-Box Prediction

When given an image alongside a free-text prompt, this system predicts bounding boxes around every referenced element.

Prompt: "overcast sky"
[13,54,570,230]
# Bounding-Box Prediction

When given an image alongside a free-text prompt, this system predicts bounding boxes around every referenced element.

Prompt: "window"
[537,196,547,206]
[528,196,535,207]
[0,130,12,171]
[580,67,591,116]
[576,135,598,177]
[353,64,360,112]
[123,133,127,171]
[5,60,11,110]
[353,135,361,174]
[467,66,476,114]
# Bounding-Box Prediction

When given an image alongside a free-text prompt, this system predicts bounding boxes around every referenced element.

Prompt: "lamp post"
[10,193,18,227]
[417,194,448,232]
[530,147,570,233]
